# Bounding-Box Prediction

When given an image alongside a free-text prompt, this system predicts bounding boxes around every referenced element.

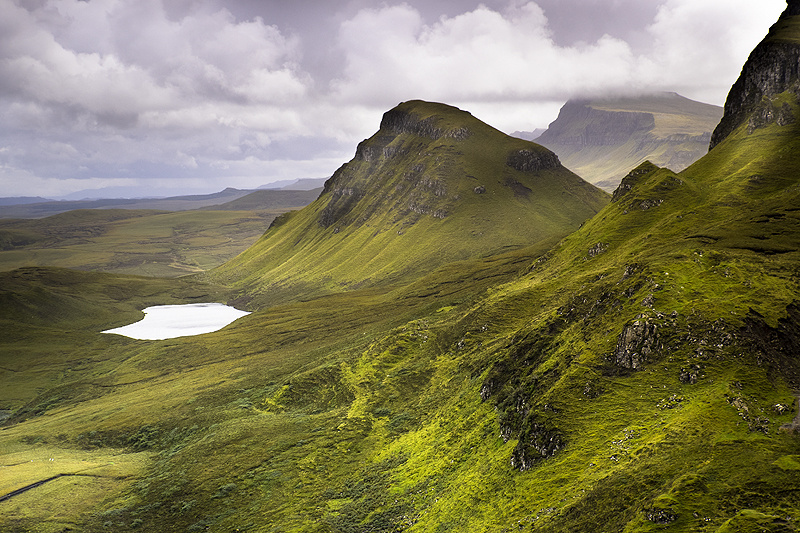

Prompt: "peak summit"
[710,1,800,148]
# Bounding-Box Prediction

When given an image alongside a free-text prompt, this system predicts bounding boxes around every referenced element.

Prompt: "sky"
[0,0,788,198]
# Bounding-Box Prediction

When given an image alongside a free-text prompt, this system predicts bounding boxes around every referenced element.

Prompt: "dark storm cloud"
[0,0,787,197]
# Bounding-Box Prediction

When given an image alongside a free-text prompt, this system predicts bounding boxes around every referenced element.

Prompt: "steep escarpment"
[534,93,722,191]
[212,100,607,305]
[710,0,800,148]
[535,100,656,147]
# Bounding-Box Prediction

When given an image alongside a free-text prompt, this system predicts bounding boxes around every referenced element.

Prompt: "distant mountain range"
[0,185,323,219]
[520,92,722,191]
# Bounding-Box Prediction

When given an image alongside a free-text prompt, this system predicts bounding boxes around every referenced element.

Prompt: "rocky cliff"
[532,93,721,191]
[710,0,800,148]
[535,100,656,147]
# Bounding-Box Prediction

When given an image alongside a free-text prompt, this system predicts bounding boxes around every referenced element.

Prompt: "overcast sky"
[0,0,787,198]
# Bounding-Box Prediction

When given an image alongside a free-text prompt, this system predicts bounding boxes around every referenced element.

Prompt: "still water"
[102,303,250,340]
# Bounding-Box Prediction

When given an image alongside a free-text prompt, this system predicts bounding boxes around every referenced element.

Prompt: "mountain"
[2,5,800,533]
[511,128,546,141]
[197,188,321,211]
[258,178,328,190]
[210,100,608,305]
[534,92,722,191]
[0,196,51,206]
[282,177,328,190]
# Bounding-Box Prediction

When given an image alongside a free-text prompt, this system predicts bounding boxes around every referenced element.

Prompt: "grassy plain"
[0,200,317,277]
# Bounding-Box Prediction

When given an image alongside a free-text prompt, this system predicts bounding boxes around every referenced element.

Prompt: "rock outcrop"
[611,161,660,202]
[710,0,800,148]
[613,317,661,370]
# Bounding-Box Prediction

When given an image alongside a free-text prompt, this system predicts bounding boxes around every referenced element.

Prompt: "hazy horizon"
[0,0,786,198]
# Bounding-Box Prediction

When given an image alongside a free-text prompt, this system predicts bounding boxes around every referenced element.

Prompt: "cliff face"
[535,101,656,147]
[533,93,722,191]
[710,0,800,148]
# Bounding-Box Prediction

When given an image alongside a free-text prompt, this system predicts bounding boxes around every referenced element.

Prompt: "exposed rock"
[473,185,486,194]
[509,421,565,471]
[611,161,660,202]
[646,508,678,525]
[727,394,771,433]
[710,3,800,148]
[379,104,472,140]
[506,149,561,173]
[679,364,702,384]
[639,198,663,210]
[614,318,661,370]
[741,302,800,388]
[319,182,364,228]
[587,242,608,258]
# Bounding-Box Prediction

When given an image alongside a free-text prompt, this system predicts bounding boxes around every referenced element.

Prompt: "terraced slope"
[210,100,608,306]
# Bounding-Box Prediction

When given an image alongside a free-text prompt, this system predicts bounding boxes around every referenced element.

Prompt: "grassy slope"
[210,101,608,306]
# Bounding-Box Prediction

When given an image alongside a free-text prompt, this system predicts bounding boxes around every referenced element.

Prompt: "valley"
[2,3,800,533]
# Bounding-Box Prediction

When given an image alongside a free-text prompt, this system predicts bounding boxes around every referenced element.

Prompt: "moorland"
[2,3,800,533]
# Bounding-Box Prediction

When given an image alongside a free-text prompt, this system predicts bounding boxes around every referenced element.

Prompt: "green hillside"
[210,100,608,305]
[2,4,800,532]
[535,92,722,191]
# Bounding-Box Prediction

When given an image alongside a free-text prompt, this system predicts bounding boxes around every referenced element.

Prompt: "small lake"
[102,303,250,340]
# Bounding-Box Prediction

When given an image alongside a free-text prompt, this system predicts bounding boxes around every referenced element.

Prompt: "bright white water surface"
[102,303,250,340]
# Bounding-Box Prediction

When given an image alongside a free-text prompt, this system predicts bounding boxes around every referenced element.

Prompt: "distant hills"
[525,92,722,191]
[0,186,321,219]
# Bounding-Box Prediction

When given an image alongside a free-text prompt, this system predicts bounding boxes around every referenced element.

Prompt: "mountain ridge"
[210,99,608,306]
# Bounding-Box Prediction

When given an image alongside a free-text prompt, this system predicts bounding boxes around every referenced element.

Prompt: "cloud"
[0,0,334,195]
[0,0,789,197]
[0,5,311,137]
[328,0,786,132]
[331,3,642,104]
[332,0,787,106]
[641,0,786,103]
